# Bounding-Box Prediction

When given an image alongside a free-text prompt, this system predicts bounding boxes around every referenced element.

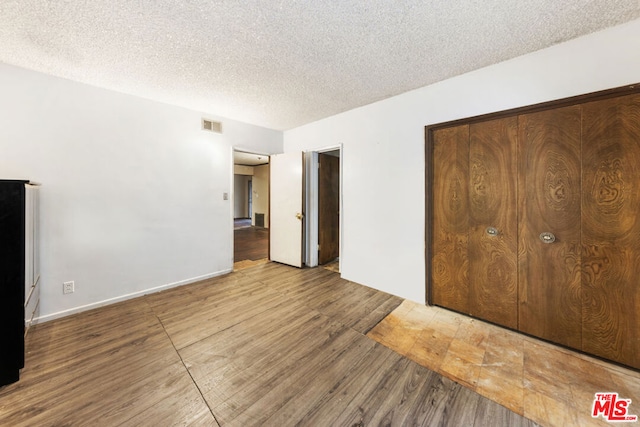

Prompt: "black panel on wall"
[0,180,28,386]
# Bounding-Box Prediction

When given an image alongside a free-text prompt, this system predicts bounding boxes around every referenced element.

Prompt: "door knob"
[295,212,304,220]
[485,226,499,236]
[539,232,556,244]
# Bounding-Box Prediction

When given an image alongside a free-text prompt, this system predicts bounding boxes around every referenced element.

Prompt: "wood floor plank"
[148,276,263,323]
[72,359,199,425]
[329,355,418,426]
[474,395,541,427]
[4,332,176,414]
[275,274,347,307]
[146,273,258,319]
[210,321,360,424]
[222,328,377,426]
[0,262,538,426]
[180,305,328,398]
[1,303,174,401]
[310,277,372,311]
[234,225,268,262]
[293,343,404,425]
[425,382,480,426]
[255,270,340,304]
[356,360,447,426]
[378,363,455,426]
[114,370,217,427]
[22,299,159,364]
[237,262,307,284]
[352,294,404,333]
[258,336,387,425]
[188,314,348,404]
[0,314,209,426]
[154,282,287,350]
[397,372,459,425]
[242,265,401,333]
[323,281,403,333]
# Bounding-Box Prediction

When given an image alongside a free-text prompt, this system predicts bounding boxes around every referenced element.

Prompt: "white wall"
[0,63,282,321]
[233,174,251,218]
[284,19,640,304]
[252,164,269,228]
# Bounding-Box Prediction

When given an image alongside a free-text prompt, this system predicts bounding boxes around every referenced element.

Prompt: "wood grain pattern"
[432,125,470,313]
[468,117,518,328]
[369,299,640,427]
[517,105,583,348]
[0,299,216,426]
[427,84,640,369]
[234,225,268,262]
[0,263,537,426]
[318,152,340,265]
[581,93,640,369]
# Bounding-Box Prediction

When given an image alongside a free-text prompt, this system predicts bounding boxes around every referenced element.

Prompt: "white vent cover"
[202,118,222,133]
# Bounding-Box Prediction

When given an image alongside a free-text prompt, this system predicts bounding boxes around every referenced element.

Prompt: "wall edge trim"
[33,268,233,324]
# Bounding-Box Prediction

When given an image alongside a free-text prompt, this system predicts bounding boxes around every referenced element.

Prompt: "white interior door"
[270,151,303,267]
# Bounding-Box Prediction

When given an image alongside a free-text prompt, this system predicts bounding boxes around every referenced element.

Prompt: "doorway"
[304,146,342,270]
[263,146,342,271]
[233,150,270,269]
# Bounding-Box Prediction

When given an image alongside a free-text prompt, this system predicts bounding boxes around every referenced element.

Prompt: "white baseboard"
[33,268,233,324]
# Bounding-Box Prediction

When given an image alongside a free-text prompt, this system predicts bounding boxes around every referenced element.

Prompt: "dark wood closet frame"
[424,82,640,307]
[424,82,640,370]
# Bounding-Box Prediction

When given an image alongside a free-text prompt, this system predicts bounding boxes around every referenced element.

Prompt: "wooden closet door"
[468,118,518,329]
[518,106,582,348]
[318,152,340,265]
[582,94,640,369]
[432,125,470,313]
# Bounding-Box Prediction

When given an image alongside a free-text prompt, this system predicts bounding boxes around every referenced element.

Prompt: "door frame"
[304,144,343,268]
[231,147,271,264]
[231,144,344,269]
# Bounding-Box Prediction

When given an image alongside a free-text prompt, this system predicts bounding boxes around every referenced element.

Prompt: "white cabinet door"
[270,152,303,267]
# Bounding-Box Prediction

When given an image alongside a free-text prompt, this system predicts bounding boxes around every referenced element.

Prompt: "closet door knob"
[486,226,499,236]
[539,232,556,244]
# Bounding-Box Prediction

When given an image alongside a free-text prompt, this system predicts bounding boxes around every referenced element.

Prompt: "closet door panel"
[468,118,518,328]
[582,94,640,369]
[432,125,470,313]
[518,106,582,348]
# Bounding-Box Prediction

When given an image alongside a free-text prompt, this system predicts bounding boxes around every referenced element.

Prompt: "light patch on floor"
[367,300,640,427]
[322,259,340,273]
[233,258,269,271]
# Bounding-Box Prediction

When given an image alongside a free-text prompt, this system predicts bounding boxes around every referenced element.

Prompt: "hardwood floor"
[233,218,252,229]
[234,225,268,262]
[0,263,537,426]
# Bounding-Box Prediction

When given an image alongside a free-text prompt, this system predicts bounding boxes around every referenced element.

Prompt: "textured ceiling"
[0,1,639,130]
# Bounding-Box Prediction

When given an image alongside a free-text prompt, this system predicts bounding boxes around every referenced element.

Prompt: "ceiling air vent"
[202,118,222,133]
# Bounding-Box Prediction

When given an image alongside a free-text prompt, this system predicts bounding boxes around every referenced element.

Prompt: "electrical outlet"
[63,281,74,294]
